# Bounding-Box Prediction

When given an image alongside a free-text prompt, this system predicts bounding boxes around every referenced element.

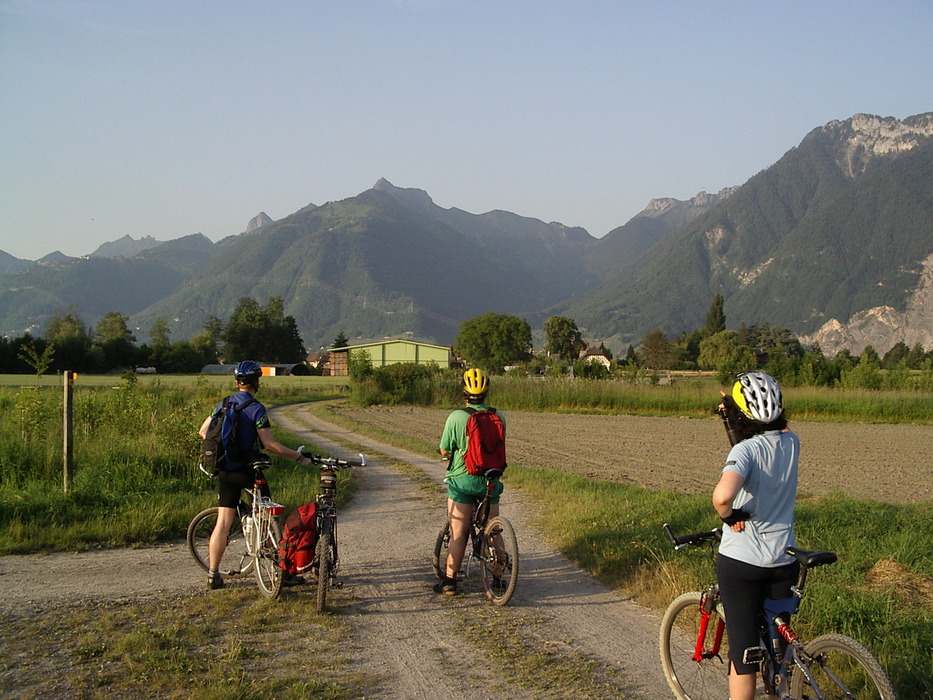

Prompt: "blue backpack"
[200,396,256,472]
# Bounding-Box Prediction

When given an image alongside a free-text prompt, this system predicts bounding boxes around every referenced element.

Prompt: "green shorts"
[446,474,503,505]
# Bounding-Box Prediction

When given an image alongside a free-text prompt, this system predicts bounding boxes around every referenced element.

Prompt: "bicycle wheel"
[790,633,896,700]
[480,517,518,605]
[315,527,334,612]
[186,507,253,577]
[660,591,730,700]
[253,515,283,599]
[433,521,450,580]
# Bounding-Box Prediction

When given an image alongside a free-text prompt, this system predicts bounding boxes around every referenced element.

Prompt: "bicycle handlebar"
[663,523,722,549]
[300,451,366,468]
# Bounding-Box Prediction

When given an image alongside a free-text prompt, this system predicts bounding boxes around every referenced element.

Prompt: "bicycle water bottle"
[242,515,253,538]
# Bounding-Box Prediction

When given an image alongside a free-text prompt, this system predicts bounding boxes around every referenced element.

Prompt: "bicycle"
[432,468,519,605]
[187,459,286,598]
[302,452,366,612]
[659,523,896,700]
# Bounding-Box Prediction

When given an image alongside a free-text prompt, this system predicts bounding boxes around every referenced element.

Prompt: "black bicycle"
[659,524,896,700]
[304,452,366,612]
[432,468,519,605]
[187,460,286,598]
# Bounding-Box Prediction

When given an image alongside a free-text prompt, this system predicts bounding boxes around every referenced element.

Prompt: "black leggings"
[716,554,799,674]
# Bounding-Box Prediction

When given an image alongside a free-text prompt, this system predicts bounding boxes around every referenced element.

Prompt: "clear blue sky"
[2,0,931,260]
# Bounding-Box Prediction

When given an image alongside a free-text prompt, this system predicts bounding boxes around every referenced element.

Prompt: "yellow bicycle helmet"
[731,371,783,424]
[462,368,489,397]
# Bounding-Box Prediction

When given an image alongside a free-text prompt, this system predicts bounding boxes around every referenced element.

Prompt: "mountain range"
[2,112,931,357]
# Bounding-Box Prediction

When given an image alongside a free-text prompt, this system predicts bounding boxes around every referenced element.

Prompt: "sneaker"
[432,577,458,596]
[208,573,224,590]
[282,573,306,587]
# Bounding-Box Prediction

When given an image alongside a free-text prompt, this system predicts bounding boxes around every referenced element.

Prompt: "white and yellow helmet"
[731,371,783,424]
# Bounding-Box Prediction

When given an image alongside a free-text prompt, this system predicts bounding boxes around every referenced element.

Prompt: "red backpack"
[278,502,318,575]
[461,407,507,476]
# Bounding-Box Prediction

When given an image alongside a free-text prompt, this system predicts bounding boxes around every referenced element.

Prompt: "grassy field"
[0,373,930,697]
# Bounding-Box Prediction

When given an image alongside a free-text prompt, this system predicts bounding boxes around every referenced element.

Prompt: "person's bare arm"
[712,470,747,531]
[257,426,304,461]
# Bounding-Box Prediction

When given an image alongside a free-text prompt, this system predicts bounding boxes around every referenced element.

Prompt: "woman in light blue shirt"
[712,371,799,700]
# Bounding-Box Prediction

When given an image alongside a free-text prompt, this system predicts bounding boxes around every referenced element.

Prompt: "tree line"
[0,296,306,375]
[4,293,932,391]
[452,297,933,390]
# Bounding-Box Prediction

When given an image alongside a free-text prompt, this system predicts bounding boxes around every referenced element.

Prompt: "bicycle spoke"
[790,634,896,700]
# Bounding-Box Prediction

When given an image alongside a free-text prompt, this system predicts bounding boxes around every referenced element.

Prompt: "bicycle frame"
[661,523,894,700]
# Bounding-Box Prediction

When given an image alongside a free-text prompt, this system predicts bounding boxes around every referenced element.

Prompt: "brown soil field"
[331,406,933,504]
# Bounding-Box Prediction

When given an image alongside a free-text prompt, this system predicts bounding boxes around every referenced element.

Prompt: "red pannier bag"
[278,502,318,575]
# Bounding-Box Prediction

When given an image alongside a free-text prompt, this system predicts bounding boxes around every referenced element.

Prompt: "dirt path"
[272,404,670,699]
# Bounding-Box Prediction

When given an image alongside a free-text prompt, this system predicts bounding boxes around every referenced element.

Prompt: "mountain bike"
[432,468,519,605]
[659,524,896,700]
[302,452,366,612]
[187,460,286,598]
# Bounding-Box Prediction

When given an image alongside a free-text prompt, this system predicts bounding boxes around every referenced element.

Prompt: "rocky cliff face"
[801,253,933,356]
[245,212,274,233]
[797,113,933,355]
[821,112,933,178]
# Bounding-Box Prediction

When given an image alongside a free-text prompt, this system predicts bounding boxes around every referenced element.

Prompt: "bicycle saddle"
[785,547,837,569]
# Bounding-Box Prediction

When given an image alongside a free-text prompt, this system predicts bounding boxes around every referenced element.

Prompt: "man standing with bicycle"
[434,368,505,595]
[712,371,800,700]
[198,360,311,590]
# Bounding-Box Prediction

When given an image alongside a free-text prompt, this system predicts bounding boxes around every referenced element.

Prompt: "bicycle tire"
[660,591,730,700]
[789,633,896,700]
[315,527,333,612]
[480,516,519,605]
[186,507,253,577]
[433,521,450,580]
[253,516,283,599]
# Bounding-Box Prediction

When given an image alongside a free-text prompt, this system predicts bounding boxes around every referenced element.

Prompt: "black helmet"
[234,360,262,382]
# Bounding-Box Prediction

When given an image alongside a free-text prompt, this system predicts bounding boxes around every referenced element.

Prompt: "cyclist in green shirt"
[434,368,505,595]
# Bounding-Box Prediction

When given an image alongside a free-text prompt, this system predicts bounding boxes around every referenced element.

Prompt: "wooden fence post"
[63,371,74,493]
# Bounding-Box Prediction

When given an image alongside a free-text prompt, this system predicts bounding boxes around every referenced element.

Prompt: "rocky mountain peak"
[638,187,738,219]
[821,112,933,178]
[246,212,273,233]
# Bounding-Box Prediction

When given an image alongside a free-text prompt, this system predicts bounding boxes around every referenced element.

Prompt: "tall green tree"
[705,294,727,335]
[543,315,586,361]
[223,296,305,363]
[332,330,350,349]
[94,311,138,371]
[455,313,532,373]
[43,307,92,371]
[637,329,675,369]
[698,330,758,382]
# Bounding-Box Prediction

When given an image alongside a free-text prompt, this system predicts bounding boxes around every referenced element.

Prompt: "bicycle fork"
[694,586,726,663]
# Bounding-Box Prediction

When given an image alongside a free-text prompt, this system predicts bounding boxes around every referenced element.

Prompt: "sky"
[1,1,931,261]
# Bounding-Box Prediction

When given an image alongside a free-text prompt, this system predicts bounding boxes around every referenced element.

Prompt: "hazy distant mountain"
[585,188,738,280]
[2,111,930,355]
[0,250,30,275]
[131,181,599,346]
[557,112,933,355]
[90,235,162,258]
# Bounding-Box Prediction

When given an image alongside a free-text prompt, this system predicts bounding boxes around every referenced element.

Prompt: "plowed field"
[330,406,933,504]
